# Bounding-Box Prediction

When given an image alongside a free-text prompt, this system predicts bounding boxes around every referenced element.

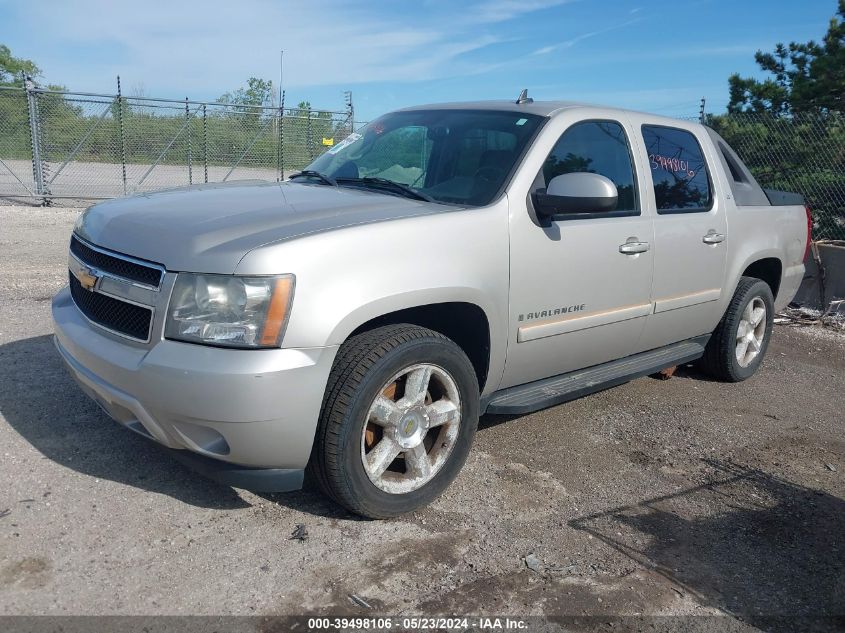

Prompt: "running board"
[485,336,709,415]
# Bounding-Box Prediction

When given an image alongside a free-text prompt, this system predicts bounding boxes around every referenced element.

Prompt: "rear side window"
[642,125,712,213]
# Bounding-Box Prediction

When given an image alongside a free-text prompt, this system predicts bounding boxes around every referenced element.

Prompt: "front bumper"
[52,286,338,490]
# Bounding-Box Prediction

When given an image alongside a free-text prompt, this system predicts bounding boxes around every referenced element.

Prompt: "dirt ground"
[0,205,843,631]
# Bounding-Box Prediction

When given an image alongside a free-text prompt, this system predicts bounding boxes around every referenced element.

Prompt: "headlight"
[165,273,294,348]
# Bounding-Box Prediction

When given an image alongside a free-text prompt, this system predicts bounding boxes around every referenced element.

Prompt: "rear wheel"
[699,276,774,382]
[310,324,479,518]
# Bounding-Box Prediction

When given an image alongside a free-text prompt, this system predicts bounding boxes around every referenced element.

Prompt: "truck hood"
[74,180,455,273]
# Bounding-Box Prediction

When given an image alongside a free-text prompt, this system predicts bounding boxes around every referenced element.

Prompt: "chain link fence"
[0,88,35,197]
[704,111,845,242]
[2,84,843,241]
[0,84,359,201]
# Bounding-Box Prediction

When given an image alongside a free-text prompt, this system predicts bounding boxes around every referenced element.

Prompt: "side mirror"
[532,172,618,222]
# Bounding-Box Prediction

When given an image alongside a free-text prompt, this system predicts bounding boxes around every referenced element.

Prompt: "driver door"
[501,117,655,389]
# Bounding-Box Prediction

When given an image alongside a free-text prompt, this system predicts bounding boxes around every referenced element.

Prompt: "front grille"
[69,272,153,341]
[70,235,163,287]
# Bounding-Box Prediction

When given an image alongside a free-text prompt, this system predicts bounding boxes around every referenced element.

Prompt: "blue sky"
[0,0,837,121]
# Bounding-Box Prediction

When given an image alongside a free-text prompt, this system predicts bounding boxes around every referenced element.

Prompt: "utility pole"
[344,90,354,132]
[279,50,284,107]
[699,97,706,123]
[277,50,284,181]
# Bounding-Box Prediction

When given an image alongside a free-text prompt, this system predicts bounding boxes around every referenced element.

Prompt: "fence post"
[24,77,48,199]
[278,90,285,180]
[186,97,193,185]
[345,90,354,133]
[307,105,313,160]
[202,104,208,184]
[116,76,128,195]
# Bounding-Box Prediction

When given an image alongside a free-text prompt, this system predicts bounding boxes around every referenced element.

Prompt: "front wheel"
[310,324,479,518]
[699,276,775,382]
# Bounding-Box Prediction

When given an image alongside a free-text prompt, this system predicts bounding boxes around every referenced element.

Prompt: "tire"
[309,324,479,518]
[699,276,775,382]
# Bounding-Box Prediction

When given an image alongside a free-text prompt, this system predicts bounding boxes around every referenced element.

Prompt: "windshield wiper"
[336,177,434,202]
[289,170,337,186]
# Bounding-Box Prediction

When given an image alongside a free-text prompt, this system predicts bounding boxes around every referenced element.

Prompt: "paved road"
[0,158,281,201]
[1,206,843,628]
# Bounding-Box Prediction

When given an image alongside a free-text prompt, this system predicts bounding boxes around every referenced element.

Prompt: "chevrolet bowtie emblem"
[75,265,99,291]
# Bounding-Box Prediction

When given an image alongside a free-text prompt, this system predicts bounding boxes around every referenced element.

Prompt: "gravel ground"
[1,205,843,630]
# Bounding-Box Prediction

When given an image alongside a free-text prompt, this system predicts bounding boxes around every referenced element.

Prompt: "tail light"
[804,206,813,261]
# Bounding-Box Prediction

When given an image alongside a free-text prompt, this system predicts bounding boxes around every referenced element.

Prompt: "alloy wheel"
[360,363,462,494]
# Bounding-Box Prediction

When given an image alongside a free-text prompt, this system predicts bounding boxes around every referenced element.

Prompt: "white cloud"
[531,16,642,55]
[471,0,576,23]
[12,0,515,94]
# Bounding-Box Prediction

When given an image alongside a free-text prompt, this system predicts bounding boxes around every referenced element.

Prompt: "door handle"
[619,241,650,255]
[702,231,726,244]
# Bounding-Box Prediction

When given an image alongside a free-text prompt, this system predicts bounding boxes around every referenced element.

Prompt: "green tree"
[218,77,275,108]
[0,44,40,86]
[728,0,845,114]
[281,100,337,168]
[714,1,845,240]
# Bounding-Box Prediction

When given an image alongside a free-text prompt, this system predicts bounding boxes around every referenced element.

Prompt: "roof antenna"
[515,88,533,105]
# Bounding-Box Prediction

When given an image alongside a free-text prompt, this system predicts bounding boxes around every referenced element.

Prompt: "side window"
[642,125,712,213]
[542,120,639,213]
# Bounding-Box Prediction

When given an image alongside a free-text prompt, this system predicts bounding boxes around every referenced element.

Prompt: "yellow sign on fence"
[322,137,334,146]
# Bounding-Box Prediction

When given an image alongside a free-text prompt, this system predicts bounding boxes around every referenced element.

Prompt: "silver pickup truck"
[53,98,810,518]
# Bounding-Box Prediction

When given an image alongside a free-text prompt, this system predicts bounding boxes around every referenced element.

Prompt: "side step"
[485,336,709,415]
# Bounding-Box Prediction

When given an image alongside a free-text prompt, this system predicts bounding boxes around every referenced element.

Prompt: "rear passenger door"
[635,124,728,350]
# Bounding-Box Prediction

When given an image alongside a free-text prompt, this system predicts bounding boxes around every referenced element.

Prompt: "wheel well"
[742,258,782,299]
[350,302,491,391]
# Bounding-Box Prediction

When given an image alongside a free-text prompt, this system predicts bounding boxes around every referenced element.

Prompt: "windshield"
[304,109,544,206]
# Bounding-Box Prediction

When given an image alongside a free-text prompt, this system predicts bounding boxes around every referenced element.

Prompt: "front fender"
[324,287,498,346]
[235,201,511,392]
